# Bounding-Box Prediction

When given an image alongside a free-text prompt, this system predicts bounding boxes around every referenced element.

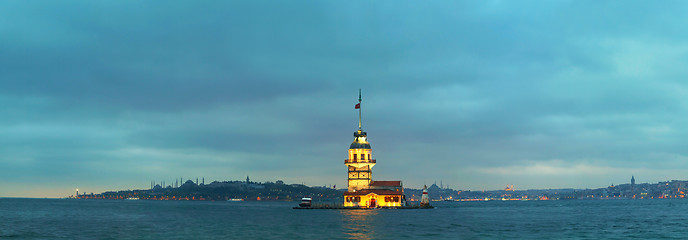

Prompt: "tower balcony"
[345,159,376,164]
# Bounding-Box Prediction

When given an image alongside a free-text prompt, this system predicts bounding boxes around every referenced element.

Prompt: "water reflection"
[340,209,379,240]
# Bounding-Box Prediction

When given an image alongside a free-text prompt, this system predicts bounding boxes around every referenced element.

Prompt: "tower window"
[361,154,365,160]
[368,154,370,160]
[353,154,357,160]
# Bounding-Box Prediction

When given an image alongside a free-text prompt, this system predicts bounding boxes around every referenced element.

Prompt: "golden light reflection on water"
[341,209,379,240]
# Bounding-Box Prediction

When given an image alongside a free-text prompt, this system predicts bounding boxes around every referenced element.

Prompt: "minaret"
[345,89,376,192]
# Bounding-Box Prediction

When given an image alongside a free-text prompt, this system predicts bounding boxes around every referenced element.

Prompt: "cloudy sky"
[2,1,688,197]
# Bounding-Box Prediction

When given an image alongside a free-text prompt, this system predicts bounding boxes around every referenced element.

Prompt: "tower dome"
[350,130,371,149]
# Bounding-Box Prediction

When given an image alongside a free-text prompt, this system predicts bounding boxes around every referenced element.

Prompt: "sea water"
[2,198,688,239]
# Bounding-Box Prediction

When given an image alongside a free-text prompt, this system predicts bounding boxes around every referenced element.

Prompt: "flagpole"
[358,89,362,130]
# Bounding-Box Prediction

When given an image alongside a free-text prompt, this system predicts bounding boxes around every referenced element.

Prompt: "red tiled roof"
[344,189,402,196]
[370,181,401,187]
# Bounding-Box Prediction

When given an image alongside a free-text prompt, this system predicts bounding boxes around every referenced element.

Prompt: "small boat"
[228,199,244,202]
[299,197,312,207]
[125,197,139,200]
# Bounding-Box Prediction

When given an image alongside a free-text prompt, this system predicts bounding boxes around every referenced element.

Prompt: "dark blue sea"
[2,198,688,239]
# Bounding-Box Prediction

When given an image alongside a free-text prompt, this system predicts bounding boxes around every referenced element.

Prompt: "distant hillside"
[75,180,343,201]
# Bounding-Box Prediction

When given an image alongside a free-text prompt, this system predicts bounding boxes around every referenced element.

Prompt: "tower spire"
[358,89,362,130]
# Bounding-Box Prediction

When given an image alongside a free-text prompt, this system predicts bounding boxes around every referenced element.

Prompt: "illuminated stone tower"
[345,89,376,192]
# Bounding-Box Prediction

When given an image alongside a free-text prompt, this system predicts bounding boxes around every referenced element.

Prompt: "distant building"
[343,90,405,208]
[181,180,196,188]
[631,175,636,198]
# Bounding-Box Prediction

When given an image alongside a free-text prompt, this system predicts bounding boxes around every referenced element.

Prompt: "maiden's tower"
[343,90,406,208]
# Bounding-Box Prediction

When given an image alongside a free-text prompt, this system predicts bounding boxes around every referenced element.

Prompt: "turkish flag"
[355,103,360,109]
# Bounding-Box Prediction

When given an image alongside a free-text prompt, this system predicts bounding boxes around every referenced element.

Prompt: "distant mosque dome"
[180,180,197,188]
[349,130,371,149]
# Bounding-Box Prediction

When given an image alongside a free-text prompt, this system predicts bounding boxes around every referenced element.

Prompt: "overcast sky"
[2,1,688,197]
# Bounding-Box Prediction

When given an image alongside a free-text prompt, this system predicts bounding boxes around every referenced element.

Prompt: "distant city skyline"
[3,1,688,197]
